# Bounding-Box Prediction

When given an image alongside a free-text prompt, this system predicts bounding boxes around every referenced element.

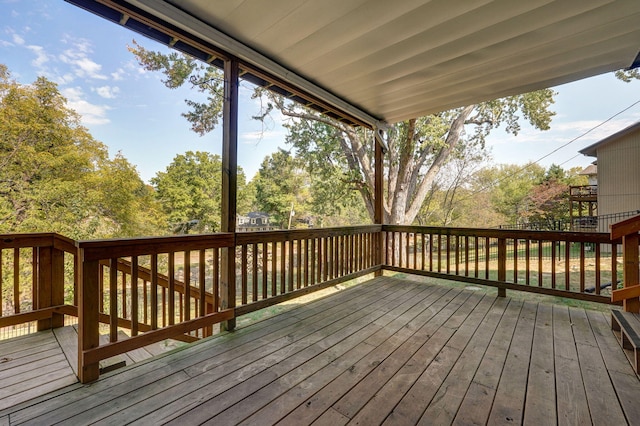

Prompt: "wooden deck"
[1,276,640,425]
[0,326,183,412]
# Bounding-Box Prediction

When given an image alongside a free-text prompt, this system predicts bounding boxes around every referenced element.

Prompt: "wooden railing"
[610,215,640,312]
[77,233,235,382]
[382,225,621,304]
[0,233,78,337]
[234,225,381,316]
[3,223,635,383]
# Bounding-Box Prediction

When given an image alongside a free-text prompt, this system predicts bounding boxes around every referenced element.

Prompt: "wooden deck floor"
[1,276,640,425]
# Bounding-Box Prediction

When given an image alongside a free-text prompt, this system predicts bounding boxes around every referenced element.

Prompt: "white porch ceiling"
[74,0,640,125]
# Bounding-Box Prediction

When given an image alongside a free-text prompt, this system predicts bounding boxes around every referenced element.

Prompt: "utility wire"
[457,98,640,201]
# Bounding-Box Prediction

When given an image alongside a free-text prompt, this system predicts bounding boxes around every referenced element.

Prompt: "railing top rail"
[78,232,235,261]
[235,224,381,245]
[0,232,77,253]
[610,214,640,239]
[382,224,614,243]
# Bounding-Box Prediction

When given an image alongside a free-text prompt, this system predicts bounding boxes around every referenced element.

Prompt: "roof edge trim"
[124,0,383,128]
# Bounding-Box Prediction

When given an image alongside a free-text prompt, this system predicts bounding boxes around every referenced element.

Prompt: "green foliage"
[0,64,163,239]
[129,41,557,226]
[253,150,310,228]
[472,163,547,224]
[129,40,224,136]
[152,151,250,233]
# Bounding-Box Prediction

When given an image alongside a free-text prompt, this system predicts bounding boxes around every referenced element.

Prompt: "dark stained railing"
[0,234,78,338]
[382,225,620,304]
[77,234,235,382]
[234,226,381,316]
[3,222,635,383]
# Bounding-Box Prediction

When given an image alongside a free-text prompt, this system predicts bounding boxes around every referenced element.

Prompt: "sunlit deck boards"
[1,276,640,425]
[0,331,76,412]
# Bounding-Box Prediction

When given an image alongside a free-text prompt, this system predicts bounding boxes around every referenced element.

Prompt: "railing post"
[622,233,639,312]
[78,251,100,383]
[36,245,65,330]
[497,237,507,297]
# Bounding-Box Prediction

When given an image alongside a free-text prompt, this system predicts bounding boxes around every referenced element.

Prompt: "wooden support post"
[374,128,384,276]
[497,237,507,298]
[220,57,239,331]
[622,233,639,313]
[36,246,65,330]
[78,255,100,383]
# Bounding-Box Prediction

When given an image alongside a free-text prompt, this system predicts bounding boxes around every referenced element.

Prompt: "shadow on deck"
[1,276,639,425]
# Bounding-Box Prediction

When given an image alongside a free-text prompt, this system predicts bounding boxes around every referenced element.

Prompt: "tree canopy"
[151,151,251,233]
[130,42,557,226]
[0,64,163,239]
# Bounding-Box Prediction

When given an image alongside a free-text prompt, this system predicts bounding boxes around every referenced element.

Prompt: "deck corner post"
[622,233,640,312]
[78,251,100,383]
[220,57,239,331]
[36,245,65,330]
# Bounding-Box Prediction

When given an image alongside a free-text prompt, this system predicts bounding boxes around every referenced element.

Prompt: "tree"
[0,64,163,239]
[471,163,547,225]
[152,151,250,233]
[520,164,588,228]
[130,43,556,226]
[253,150,311,229]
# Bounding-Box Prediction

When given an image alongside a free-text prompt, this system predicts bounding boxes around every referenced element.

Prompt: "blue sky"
[2,1,640,183]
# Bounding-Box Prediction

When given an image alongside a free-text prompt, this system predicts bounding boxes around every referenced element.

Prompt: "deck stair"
[611,310,640,374]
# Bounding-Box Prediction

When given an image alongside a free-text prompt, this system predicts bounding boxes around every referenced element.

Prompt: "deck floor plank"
[164,281,435,425]
[553,305,591,426]
[94,278,422,425]
[451,299,524,426]
[486,301,537,425]
[275,285,458,426]
[417,297,510,425]
[586,310,640,423]
[331,291,483,424]
[364,293,494,425]
[570,308,628,426]
[238,285,456,426]
[523,303,556,426]
[0,277,638,426]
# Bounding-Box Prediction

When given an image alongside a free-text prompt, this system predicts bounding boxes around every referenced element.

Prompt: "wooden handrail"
[382,225,620,304]
[610,214,640,312]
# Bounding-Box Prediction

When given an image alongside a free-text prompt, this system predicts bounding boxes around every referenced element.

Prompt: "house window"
[251,218,256,224]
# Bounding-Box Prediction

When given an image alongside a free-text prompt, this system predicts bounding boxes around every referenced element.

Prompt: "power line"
[457,98,640,201]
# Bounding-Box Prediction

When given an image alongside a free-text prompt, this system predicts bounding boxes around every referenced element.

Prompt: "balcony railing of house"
[569,185,598,200]
[1,220,637,382]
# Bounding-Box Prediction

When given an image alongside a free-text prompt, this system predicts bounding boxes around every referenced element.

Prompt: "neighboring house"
[237,212,277,232]
[579,121,640,232]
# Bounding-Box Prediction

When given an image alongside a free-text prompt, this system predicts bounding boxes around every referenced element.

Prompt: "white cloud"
[553,118,640,143]
[26,44,49,69]
[94,85,120,99]
[58,38,108,80]
[111,68,125,81]
[61,87,111,125]
[12,33,24,45]
[241,129,286,144]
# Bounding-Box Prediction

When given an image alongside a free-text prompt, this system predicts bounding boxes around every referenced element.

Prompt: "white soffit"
[85,0,640,124]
